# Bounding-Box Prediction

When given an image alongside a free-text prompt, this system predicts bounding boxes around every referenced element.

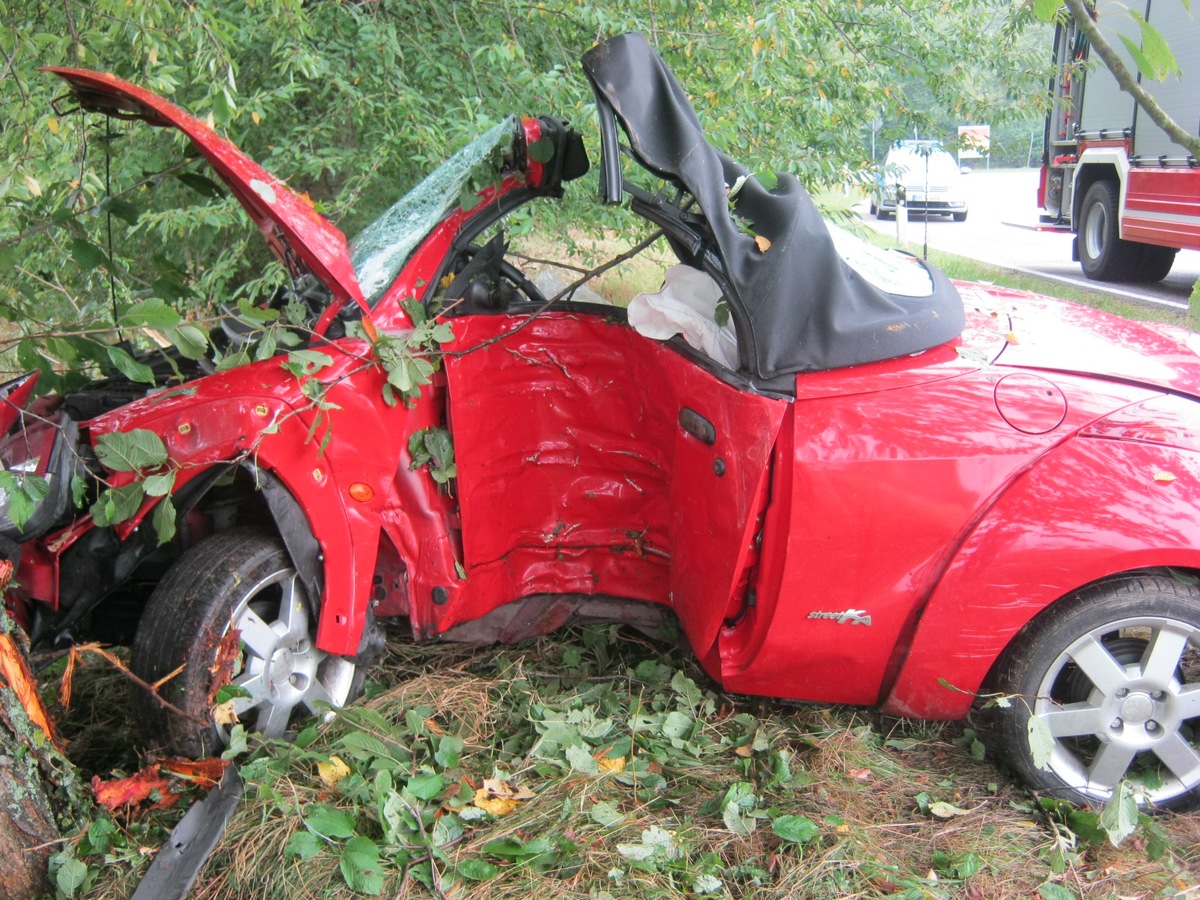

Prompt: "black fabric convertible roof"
[581,33,965,379]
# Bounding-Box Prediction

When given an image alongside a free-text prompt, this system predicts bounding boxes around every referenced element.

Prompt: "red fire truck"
[1039,3,1200,282]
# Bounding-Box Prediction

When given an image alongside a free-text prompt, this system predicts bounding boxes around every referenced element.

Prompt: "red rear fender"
[885,433,1200,719]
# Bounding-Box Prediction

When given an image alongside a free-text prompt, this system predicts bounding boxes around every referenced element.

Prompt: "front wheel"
[131,529,382,757]
[987,575,1200,812]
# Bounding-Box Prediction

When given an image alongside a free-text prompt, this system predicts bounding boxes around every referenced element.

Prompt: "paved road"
[856,168,1199,313]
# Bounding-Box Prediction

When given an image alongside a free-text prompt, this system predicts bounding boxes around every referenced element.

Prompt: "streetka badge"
[807,609,872,626]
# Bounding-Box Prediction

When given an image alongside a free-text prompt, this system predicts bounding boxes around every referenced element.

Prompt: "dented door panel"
[442,313,785,654]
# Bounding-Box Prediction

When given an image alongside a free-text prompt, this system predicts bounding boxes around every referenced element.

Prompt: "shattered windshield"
[349,118,515,306]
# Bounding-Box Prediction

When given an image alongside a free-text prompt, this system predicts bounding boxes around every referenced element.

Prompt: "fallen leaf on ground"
[473,778,536,815]
[317,755,352,788]
[929,801,970,818]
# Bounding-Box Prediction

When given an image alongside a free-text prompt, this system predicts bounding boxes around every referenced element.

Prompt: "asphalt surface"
[856,168,1200,314]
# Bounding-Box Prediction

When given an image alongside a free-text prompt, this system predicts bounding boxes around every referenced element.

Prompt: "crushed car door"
[653,349,787,659]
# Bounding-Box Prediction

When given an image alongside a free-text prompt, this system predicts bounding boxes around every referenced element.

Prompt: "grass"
[52,626,1200,899]
[42,230,1200,899]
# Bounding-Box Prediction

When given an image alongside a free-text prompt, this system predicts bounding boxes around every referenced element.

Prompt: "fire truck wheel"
[1078,180,1140,282]
[986,573,1200,812]
[1135,243,1178,283]
[130,528,383,758]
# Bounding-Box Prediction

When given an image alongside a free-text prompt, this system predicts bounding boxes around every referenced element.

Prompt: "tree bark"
[0,609,68,899]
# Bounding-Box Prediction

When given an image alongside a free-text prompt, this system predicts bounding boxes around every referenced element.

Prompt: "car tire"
[986,574,1200,812]
[1078,180,1141,282]
[952,211,968,222]
[131,528,383,757]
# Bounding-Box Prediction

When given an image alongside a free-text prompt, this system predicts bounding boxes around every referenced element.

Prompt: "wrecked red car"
[6,33,1200,812]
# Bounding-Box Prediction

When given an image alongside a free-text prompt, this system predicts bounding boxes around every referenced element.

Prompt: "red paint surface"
[11,68,1200,726]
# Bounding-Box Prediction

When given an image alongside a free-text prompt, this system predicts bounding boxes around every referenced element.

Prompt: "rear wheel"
[987,575,1200,812]
[131,529,382,757]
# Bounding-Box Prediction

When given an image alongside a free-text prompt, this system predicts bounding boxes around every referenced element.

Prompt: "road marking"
[1007,266,1190,311]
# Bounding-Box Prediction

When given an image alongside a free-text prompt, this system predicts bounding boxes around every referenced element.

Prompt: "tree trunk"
[0,608,69,899]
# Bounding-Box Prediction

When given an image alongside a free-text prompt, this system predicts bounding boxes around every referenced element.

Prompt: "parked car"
[871,140,969,221]
[6,33,1200,812]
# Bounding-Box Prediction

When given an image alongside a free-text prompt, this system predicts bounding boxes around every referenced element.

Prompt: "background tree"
[0,0,1047,390]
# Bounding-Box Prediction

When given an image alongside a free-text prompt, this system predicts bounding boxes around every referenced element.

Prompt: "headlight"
[0,414,77,540]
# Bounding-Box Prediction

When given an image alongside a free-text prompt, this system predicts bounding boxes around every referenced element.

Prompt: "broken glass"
[349,119,516,307]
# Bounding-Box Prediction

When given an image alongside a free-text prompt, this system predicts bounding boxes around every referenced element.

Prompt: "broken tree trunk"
[0,590,84,899]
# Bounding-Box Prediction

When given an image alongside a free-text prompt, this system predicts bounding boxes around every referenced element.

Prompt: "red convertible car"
[5,33,1200,812]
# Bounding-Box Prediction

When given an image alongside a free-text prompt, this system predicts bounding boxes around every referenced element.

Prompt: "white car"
[871,141,968,222]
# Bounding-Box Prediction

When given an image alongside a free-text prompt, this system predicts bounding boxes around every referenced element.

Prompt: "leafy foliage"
[0,0,1046,392]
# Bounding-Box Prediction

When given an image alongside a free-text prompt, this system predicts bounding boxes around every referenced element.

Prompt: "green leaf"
[142,471,176,497]
[91,483,146,527]
[85,818,117,855]
[434,734,463,768]
[152,494,177,545]
[285,830,324,860]
[304,804,356,839]
[105,346,157,385]
[588,800,625,827]
[1031,0,1060,22]
[456,859,499,882]
[1027,714,1055,772]
[1038,884,1077,900]
[69,237,111,271]
[284,349,335,376]
[1127,14,1181,81]
[55,856,89,896]
[405,772,444,801]
[1099,780,1139,847]
[670,670,703,709]
[94,429,169,472]
[214,683,253,704]
[527,137,555,164]
[167,324,210,360]
[340,835,384,895]
[176,171,226,199]
[566,743,599,775]
[616,825,678,862]
[772,814,819,844]
[102,197,141,225]
[120,299,181,330]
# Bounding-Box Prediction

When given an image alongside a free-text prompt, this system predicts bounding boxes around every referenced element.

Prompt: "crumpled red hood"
[46,67,367,310]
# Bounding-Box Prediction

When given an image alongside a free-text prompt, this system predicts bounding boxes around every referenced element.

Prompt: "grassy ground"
[46,242,1200,899]
[54,626,1200,899]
